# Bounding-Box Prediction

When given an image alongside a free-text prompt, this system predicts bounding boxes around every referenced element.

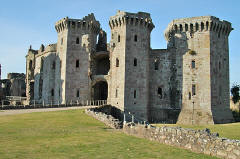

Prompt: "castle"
[26,10,234,125]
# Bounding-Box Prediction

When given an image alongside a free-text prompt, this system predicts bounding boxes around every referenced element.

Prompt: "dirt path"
[0,106,97,116]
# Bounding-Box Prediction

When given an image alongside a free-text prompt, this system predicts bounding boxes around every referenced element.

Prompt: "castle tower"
[55,14,100,103]
[109,11,154,120]
[165,16,234,124]
[25,46,38,104]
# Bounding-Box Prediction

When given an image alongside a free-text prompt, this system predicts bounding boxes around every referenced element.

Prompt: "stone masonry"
[26,10,234,125]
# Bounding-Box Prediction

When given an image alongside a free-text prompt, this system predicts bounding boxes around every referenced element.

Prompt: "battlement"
[55,13,100,34]
[164,16,233,41]
[109,10,154,31]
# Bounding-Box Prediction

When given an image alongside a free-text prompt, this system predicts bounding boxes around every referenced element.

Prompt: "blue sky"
[0,0,239,86]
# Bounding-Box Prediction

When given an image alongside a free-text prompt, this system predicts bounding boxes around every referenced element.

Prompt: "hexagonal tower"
[165,16,234,124]
[55,14,100,104]
[109,11,154,120]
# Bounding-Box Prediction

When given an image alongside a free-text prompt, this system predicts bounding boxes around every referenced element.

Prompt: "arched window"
[52,61,56,70]
[191,60,195,69]
[195,23,199,31]
[189,92,191,100]
[61,38,63,45]
[134,58,137,66]
[206,21,209,30]
[76,37,79,44]
[180,24,183,31]
[185,24,188,31]
[116,58,119,67]
[76,60,79,68]
[134,90,136,98]
[115,89,118,98]
[134,35,137,42]
[201,22,204,31]
[51,89,54,97]
[154,59,159,70]
[174,25,178,32]
[29,60,33,69]
[190,24,193,32]
[192,84,196,96]
[157,87,162,99]
[118,35,120,42]
[76,89,80,97]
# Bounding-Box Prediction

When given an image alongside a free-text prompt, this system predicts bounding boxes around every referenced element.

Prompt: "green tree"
[231,84,240,104]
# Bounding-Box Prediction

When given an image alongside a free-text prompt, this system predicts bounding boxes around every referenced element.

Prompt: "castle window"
[190,24,193,32]
[189,92,191,100]
[51,89,54,97]
[154,59,159,70]
[174,25,178,32]
[72,21,75,28]
[76,60,79,68]
[191,60,195,69]
[61,38,63,45]
[52,61,56,70]
[192,84,196,96]
[180,24,183,31]
[29,60,33,69]
[116,58,119,67]
[195,23,199,31]
[118,35,120,42]
[134,90,136,98]
[201,22,204,31]
[157,87,162,99]
[219,61,221,70]
[134,35,137,42]
[115,89,118,98]
[134,58,137,66]
[76,37,79,44]
[76,89,80,97]
[185,24,188,31]
[206,21,209,30]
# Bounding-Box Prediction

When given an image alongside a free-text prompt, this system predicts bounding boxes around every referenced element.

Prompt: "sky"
[0,0,239,86]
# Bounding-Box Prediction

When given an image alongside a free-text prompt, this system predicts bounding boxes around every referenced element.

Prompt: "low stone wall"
[123,123,240,159]
[85,108,122,129]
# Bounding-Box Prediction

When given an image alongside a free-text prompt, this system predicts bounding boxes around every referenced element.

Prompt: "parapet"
[109,10,154,31]
[164,16,233,41]
[55,13,100,34]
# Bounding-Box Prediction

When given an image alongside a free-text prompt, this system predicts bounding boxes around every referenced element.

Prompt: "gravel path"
[0,106,97,116]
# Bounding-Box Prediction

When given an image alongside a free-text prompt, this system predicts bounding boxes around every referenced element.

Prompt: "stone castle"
[26,10,234,125]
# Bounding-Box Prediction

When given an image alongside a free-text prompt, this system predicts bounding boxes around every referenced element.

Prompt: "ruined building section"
[0,73,26,99]
[165,16,234,124]
[25,11,234,124]
[109,11,154,121]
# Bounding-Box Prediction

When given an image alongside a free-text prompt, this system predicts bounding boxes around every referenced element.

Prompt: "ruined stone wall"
[149,49,172,122]
[123,123,240,159]
[34,47,59,103]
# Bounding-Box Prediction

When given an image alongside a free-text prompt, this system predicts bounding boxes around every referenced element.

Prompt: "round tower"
[164,16,234,124]
[109,11,154,121]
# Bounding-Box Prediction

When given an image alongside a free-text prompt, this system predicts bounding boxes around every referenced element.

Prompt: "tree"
[231,84,240,104]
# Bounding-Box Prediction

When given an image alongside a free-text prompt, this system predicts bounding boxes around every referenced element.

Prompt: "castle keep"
[26,11,234,125]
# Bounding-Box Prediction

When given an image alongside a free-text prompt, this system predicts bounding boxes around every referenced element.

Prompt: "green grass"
[0,110,218,159]
[154,123,240,140]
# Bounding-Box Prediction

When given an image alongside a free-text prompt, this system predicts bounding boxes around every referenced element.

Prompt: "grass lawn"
[0,110,218,159]
[154,122,240,140]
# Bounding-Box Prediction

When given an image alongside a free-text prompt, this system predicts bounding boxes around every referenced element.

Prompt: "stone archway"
[92,81,108,100]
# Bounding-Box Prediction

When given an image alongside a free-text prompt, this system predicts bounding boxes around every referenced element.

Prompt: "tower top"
[109,10,154,31]
[164,15,233,41]
[55,13,100,34]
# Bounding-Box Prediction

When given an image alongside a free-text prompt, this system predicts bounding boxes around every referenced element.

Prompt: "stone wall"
[123,123,240,159]
[85,107,122,129]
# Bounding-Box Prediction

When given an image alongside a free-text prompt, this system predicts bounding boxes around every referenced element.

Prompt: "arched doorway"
[92,81,108,100]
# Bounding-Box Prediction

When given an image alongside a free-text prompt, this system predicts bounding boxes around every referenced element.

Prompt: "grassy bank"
[0,109,217,159]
